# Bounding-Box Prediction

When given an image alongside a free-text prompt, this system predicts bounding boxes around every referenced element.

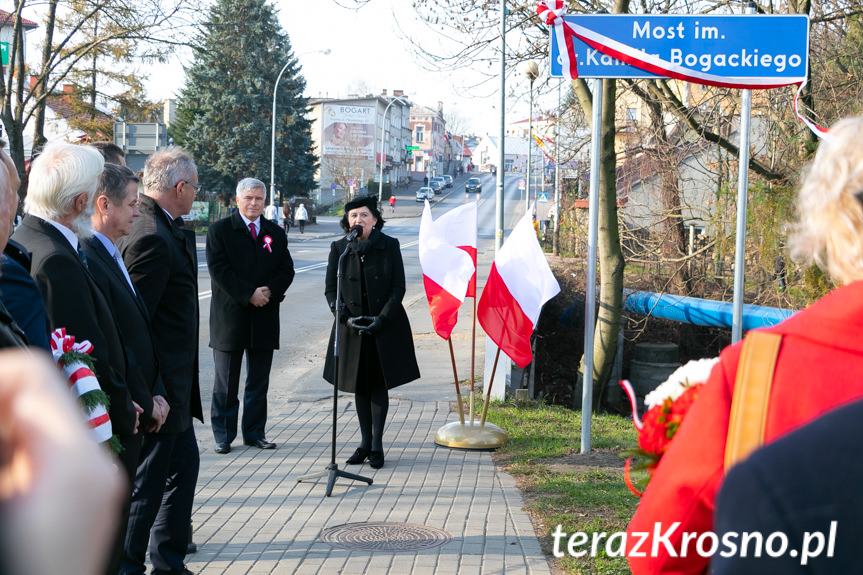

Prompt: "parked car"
[465,177,482,193]
[442,175,453,188]
[429,179,443,193]
[416,187,434,202]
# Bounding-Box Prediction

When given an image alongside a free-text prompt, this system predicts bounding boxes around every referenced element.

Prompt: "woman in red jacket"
[626,115,863,574]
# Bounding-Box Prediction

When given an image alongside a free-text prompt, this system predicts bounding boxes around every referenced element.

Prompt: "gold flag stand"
[434,295,507,450]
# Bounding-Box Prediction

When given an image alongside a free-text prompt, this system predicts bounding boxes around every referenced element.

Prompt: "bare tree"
[1,0,201,196]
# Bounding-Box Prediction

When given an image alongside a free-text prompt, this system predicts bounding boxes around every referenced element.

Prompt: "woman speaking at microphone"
[323,196,420,469]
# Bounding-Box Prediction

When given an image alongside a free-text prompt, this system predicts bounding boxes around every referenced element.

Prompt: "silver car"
[416,187,434,202]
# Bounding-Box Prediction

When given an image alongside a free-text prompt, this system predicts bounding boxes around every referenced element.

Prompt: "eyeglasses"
[180,181,202,192]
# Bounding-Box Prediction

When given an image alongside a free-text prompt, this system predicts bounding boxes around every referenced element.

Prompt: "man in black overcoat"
[207,178,294,453]
[116,147,203,575]
[712,399,863,575]
[10,142,140,450]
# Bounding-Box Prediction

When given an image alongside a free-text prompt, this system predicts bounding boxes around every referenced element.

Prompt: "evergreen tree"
[174,0,317,199]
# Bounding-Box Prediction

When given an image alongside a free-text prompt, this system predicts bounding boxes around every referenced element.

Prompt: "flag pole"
[448,338,466,425]
[480,347,501,425]
[469,295,477,423]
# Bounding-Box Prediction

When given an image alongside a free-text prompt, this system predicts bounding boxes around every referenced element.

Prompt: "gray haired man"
[206,177,294,454]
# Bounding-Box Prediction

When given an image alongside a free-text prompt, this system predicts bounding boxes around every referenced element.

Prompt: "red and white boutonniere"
[619,357,719,496]
[262,235,273,253]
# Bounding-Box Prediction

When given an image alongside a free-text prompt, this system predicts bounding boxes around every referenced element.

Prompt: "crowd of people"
[0,135,422,574]
[12,117,863,575]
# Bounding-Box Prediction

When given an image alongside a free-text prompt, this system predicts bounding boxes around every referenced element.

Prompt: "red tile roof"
[0,9,38,29]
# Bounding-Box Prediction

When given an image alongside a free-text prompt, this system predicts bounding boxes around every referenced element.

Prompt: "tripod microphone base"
[298,463,373,497]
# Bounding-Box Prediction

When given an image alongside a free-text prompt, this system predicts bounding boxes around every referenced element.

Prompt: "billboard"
[322,104,375,158]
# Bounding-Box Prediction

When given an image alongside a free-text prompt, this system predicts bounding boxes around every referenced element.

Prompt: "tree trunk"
[33,0,58,154]
[589,77,625,407]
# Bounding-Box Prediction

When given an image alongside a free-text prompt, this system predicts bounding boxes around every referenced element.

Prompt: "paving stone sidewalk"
[186,396,552,575]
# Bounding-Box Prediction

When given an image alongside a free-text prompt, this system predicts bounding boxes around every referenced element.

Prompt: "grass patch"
[484,400,639,575]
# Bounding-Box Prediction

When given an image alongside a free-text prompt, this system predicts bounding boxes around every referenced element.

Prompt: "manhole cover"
[319,522,452,551]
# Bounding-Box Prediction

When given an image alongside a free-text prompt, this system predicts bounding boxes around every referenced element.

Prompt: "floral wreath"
[50,328,121,454]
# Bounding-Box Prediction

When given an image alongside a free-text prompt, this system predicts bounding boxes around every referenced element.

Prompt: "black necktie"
[77,244,89,269]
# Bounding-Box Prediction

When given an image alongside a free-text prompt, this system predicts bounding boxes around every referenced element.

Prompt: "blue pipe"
[623,289,795,331]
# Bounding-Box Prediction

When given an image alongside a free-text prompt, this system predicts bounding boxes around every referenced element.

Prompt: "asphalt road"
[193,171,531,444]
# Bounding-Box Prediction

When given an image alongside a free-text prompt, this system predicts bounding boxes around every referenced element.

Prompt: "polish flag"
[477,208,561,368]
[419,201,477,339]
[431,202,478,297]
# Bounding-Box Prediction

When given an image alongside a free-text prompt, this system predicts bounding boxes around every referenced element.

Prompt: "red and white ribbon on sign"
[537,2,829,138]
[262,235,273,253]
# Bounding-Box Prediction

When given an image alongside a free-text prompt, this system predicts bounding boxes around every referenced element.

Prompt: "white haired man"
[11,141,141,458]
[207,177,294,454]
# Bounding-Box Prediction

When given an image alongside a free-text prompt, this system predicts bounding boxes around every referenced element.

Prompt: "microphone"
[345,225,363,242]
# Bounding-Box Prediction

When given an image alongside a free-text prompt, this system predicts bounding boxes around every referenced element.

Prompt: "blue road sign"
[331,183,337,190]
[538,193,549,203]
[550,14,809,81]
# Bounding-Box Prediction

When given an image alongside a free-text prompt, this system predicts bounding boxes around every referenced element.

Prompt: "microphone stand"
[298,238,373,496]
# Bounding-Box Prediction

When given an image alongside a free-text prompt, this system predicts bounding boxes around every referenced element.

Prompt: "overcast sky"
[142,0,549,136]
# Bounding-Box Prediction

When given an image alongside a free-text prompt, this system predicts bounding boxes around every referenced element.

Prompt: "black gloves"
[346,315,383,336]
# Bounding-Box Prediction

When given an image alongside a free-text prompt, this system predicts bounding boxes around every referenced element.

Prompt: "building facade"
[410,103,447,179]
[308,90,412,205]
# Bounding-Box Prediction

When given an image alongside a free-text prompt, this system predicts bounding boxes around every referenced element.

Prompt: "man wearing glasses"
[117,147,204,575]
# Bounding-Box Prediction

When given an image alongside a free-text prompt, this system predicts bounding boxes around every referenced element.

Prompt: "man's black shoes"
[214,442,231,454]
[244,438,276,449]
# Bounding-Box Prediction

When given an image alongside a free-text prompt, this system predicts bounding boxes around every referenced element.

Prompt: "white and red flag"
[477,208,561,368]
[419,201,477,339]
[432,202,478,297]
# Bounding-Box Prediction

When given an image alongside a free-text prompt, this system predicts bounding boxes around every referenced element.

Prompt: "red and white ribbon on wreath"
[262,235,273,253]
[50,327,113,444]
[536,2,829,138]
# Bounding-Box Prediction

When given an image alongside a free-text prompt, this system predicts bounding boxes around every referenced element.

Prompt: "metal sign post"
[581,78,602,454]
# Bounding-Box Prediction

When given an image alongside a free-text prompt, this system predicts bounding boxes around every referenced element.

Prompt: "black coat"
[0,239,50,351]
[206,212,294,351]
[0,299,27,349]
[117,195,203,433]
[323,231,420,392]
[11,215,138,437]
[713,399,863,575]
[82,236,166,428]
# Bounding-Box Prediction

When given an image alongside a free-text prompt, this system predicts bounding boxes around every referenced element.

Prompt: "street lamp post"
[270,48,331,207]
[524,61,538,214]
[378,95,409,204]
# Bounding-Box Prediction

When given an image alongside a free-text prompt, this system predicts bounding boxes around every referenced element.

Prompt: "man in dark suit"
[83,163,170,466]
[83,160,171,575]
[10,141,140,453]
[713,400,863,574]
[117,147,203,575]
[207,178,294,454]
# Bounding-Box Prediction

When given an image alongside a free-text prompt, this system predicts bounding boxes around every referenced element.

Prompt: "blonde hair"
[789,116,863,284]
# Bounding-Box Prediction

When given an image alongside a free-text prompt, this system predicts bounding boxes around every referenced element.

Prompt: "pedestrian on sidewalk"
[282,202,292,235]
[295,203,308,234]
[323,196,420,470]
[389,194,396,213]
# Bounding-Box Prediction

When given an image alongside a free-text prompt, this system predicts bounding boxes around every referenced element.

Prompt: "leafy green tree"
[174,0,317,199]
